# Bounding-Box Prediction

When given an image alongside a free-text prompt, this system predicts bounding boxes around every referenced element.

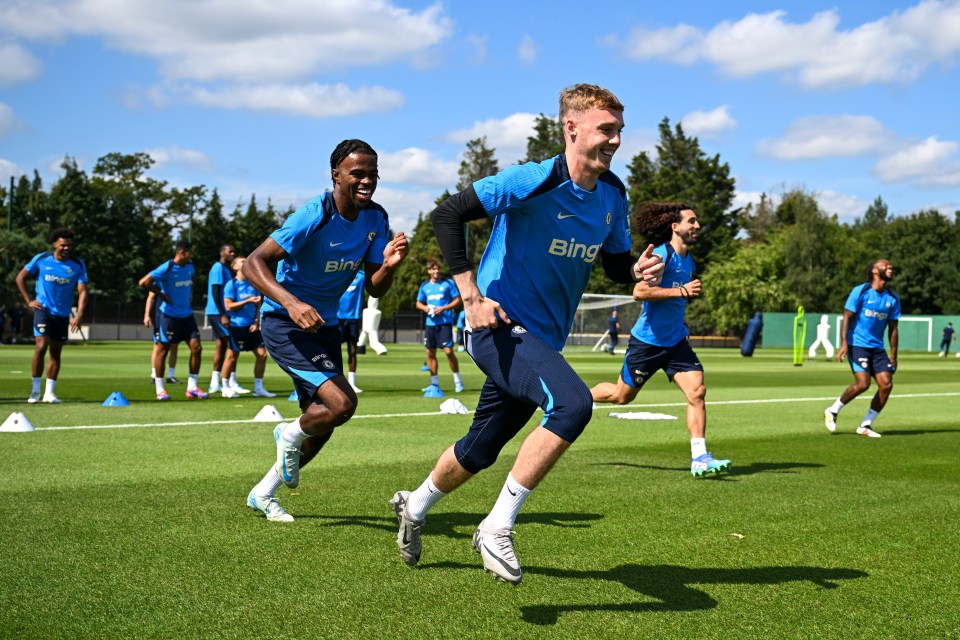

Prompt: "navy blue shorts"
[158,314,200,344]
[620,335,704,389]
[207,314,230,340]
[151,308,162,343]
[339,319,361,345]
[425,324,454,349]
[261,313,344,401]
[33,309,69,342]
[228,325,264,352]
[848,346,895,375]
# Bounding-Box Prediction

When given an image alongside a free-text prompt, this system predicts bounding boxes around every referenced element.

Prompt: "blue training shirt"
[473,154,631,350]
[205,261,232,315]
[24,252,89,317]
[338,270,365,321]
[224,278,261,327]
[262,191,389,326]
[417,278,460,326]
[149,260,196,318]
[631,244,694,347]
[844,283,901,349]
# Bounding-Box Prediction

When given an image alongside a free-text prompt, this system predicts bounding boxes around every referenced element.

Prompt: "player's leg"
[42,338,64,402]
[28,333,48,402]
[252,346,275,397]
[423,328,444,393]
[858,352,894,437]
[152,328,172,400]
[441,329,463,391]
[825,348,872,432]
[208,317,229,393]
[166,342,179,382]
[184,336,207,398]
[591,335,659,405]
[221,348,239,398]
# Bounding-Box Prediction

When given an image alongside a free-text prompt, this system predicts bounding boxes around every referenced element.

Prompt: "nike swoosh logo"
[402,529,410,544]
[330,242,343,247]
[557,213,576,219]
[507,487,518,496]
[481,542,521,576]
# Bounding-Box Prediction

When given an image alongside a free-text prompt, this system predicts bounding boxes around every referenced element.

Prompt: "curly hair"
[329,139,377,181]
[633,202,691,246]
[48,227,75,244]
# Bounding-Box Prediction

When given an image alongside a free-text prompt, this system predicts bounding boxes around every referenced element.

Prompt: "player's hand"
[465,296,510,330]
[287,300,325,332]
[684,279,702,298]
[143,315,152,327]
[251,295,262,305]
[28,300,43,311]
[633,244,664,285]
[382,232,409,268]
[427,305,436,317]
[220,314,229,327]
[836,344,847,362]
[69,316,82,332]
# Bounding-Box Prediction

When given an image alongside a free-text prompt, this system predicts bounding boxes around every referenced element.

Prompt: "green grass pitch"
[1,342,958,638]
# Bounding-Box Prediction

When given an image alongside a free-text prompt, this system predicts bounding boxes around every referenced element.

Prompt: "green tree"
[523,114,564,163]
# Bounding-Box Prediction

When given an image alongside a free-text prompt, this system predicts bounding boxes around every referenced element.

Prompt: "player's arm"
[244,237,324,331]
[15,267,42,310]
[431,186,509,329]
[223,295,242,311]
[836,309,855,362]
[212,283,229,326]
[633,278,701,301]
[71,282,88,331]
[441,295,463,313]
[599,244,664,285]
[366,231,409,298]
[138,272,171,304]
[888,319,898,367]
[144,291,156,326]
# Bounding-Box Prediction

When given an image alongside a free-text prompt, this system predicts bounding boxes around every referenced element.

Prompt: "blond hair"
[559,84,624,122]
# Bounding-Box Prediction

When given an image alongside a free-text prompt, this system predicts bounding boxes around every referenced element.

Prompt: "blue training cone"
[423,385,445,399]
[102,391,130,407]
[420,364,430,371]
[288,390,299,402]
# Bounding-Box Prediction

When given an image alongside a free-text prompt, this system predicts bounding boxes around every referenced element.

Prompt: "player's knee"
[546,388,593,442]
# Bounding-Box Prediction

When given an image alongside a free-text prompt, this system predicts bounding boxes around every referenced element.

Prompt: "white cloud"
[466,33,487,65]
[604,2,960,89]
[874,136,960,186]
[0,101,19,137]
[815,189,867,220]
[368,186,438,233]
[378,148,458,188]
[757,115,895,160]
[146,145,214,172]
[0,43,42,86]
[680,105,736,138]
[0,1,452,83]
[732,190,765,212]
[518,34,537,65]
[0,158,23,182]
[446,112,540,165]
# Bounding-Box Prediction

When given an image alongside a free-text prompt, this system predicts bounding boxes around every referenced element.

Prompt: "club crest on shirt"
[367,231,377,242]
[606,211,612,225]
[512,326,527,335]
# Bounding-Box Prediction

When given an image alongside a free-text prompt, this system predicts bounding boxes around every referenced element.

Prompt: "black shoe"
[166,376,181,384]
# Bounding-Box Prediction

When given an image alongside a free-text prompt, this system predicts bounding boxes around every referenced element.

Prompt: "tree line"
[2,117,958,332]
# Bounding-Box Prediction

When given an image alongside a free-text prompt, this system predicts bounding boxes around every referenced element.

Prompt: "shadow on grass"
[596,461,824,478]
[425,561,869,625]
[297,511,603,538]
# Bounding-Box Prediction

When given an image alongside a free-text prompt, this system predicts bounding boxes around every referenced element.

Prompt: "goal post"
[567,293,638,350]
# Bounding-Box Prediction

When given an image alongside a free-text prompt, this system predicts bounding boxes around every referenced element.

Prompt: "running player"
[389,84,663,583]
[416,259,463,395]
[15,228,89,403]
[591,202,731,477]
[824,259,900,437]
[138,240,207,400]
[242,139,408,522]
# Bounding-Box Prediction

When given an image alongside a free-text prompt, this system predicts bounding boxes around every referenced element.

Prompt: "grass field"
[1,341,958,639]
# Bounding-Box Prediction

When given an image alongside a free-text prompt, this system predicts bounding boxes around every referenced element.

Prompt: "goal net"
[566,293,639,351]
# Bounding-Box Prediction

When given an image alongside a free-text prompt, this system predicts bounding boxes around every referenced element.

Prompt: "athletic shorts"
[228,325,264,352]
[425,324,454,349]
[339,318,361,345]
[261,313,343,401]
[33,309,69,342]
[848,346,896,375]
[158,313,201,344]
[207,314,230,340]
[620,335,704,389]
[151,308,163,343]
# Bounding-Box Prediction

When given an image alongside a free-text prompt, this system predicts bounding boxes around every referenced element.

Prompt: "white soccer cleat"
[42,393,61,404]
[246,490,294,522]
[274,424,301,488]
[856,425,882,438]
[349,384,363,394]
[27,391,41,404]
[221,388,240,399]
[473,522,522,584]
[823,409,837,433]
[253,388,277,398]
[233,384,252,395]
[389,490,424,566]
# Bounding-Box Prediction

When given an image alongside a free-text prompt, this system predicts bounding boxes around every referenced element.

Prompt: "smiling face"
[332,152,379,218]
[51,237,74,261]
[566,107,624,182]
[873,259,894,282]
[673,209,700,246]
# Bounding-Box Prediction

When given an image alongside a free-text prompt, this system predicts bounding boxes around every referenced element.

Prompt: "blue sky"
[2,0,959,235]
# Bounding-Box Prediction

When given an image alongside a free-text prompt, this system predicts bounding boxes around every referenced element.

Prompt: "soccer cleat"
[274,423,301,488]
[166,376,181,384]
[246,490,294,522]
[420,364,430,371]
[856,425,882,438]
[221,388,240,399]
[27,391,41,404]
[207,385,221,394]
[824,409,838,433]
[389,490,424,566]
[691,453,732,477]
[473,522,522,584]
[454,381,464,393]
[42,393,61,404]
[233,384,252,395]
[156,390,171,401]
[253,388,277,398]
[423,384,445,398]
[185,389,209,400]
[349,385,363,394]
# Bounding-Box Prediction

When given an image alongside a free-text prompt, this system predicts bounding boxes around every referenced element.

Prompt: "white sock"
[167,366,176,378]
[210,371,221,388]
[187,374,199,391]
[151,367,157,379]
[31,377,41,393]
[691,438,707,459]
[253,467,284,498]
[484,473,532,530]
[155,378,166,394]
[230,372,238,387]
[281,418,309,446]
[254,377,264,391]
[348,371,356,385]
[431,375,439,386]
[406,474,446,522]
[453,372,462,384]
[861,409,879,427]
[45,378,57,396]
[829,398,845,414]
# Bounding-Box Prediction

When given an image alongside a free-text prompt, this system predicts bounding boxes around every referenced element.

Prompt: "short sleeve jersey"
[844,283,901,349]
[224,278,260,327]
[24,252,89,317]
[473,154,631,350]
[338,270,366,321]
[631,244,694,347]
[261,192,390,326]
[417,278,460,326]
[205,262,232,315]
[149,260,196,318]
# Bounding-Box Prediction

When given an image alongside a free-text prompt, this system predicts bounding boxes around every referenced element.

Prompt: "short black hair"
[49,227,75,244]
[175,239,193,253]
[330,139,377,175]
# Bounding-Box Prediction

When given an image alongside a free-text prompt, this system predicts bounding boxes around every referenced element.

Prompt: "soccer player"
[338,269,365,393]
[607,309,620,354]
[416,259,463,395]
[220,256,274,399]
[145,291,180,383]
[824,259,900,438]
[455,308,466,352]
[242,139,408,523]
[15,228,89,403]
[938,322,955,357]
[138,240,208,400]
[206,244,237,394]
[389,84,663,583]
[590,202,732,477]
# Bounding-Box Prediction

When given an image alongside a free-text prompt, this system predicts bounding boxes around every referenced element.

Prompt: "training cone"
[1,412,35,432]
[288,390,299,402]
[102,391,130,407]
[253,405,284,422]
